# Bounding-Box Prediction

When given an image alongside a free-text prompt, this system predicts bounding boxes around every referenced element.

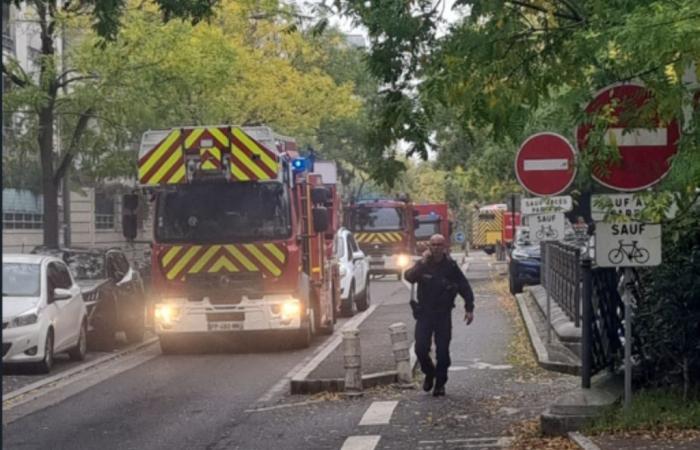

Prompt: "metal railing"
[541,241,581,327]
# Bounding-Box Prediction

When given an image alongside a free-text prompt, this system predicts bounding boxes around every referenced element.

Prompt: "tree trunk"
[39,105,59,248]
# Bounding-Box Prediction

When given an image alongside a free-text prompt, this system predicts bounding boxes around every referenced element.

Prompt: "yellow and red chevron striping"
[354,232,404,244]
[138,126,279,185]
[159,242,287,281]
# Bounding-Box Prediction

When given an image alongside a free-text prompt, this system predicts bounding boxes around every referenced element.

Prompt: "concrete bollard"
[342,329,363,397]
[389,322,414,388]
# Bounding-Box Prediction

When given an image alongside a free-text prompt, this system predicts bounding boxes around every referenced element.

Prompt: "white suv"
[3,254,88,373]
[335,228,370,317]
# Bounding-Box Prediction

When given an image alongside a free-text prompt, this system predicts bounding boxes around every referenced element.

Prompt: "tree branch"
[54,107,94,185]
[56,74,100,89]
[505,0,580,22]
[1,61,31,88]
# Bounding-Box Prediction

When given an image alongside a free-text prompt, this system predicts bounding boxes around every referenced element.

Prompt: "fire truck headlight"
[155,303,182,324]
[281,300,301,320]
[397,254,410,268]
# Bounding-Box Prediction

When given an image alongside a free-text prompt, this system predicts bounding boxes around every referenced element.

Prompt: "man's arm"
[451,262,475,312]
[404,260,426,284]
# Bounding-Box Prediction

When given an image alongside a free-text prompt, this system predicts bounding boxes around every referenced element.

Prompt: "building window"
[3,212,43,230]
[95,192,115,230]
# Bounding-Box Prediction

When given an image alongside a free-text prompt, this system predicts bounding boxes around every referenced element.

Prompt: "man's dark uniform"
[404,256,474,391]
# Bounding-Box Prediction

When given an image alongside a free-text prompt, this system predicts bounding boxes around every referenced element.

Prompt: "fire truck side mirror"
[122,193,139,241]
[311,187,331,205]
[312,207,329,233]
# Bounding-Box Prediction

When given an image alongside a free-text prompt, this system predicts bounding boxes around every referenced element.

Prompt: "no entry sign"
[577,83,680,191]
[515,132,577,196]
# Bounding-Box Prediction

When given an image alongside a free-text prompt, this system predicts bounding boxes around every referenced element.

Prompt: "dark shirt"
[404,256,475,313]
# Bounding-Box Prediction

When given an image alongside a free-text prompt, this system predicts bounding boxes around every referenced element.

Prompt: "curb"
[515,293,580,375]
[3,336,158,406]
[568,432,602,450]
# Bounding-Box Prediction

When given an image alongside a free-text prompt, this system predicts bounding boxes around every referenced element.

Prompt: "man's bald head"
[428,234,447,262]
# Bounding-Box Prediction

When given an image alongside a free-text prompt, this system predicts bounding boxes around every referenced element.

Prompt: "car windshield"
[349,206,404,231]
[65,252,106,280]
[3,263,41,297]
[415,219,440,239]
[156,182,292,243]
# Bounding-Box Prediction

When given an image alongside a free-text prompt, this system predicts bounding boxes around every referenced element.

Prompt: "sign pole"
[546,244,552,344]
[623,267,633,410]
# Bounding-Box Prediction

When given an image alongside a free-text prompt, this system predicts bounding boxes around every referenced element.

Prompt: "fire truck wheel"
[291,318,312,348]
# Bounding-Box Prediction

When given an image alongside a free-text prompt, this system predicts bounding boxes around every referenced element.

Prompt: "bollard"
[389,322,414,388]
[343,329,363,397]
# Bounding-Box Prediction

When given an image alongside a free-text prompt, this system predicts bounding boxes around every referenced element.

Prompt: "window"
[95,192,115,230]
[2,263,40,297]
[335,235,345,259]
[346,239,353,261]
[48,262,73,290]
[349,206,404,231]
[348,235,360,253]
[3,212,43,229]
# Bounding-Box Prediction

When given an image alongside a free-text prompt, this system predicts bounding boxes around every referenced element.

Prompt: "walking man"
[404,234,475,396]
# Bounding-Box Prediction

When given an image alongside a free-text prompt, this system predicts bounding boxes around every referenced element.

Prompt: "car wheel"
[34,329,54,374]
[68,320,88,361]
[355,277,370,312]
[340,284,356,317]
[125,305,146,345]
[509,267,524,294]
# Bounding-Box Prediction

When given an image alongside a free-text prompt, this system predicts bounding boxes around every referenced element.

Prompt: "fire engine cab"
[137,125,338,351]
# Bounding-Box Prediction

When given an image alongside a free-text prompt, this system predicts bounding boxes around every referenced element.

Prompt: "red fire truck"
[413,203,452,252]
[344,198,416,279]
[137,125,338,351]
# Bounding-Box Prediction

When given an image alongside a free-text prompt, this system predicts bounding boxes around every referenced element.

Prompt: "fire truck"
[413,203,452,253]
[137,125,338,352]
[344,198,416,279]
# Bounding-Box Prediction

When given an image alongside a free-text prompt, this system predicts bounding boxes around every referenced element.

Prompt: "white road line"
[358,401,398,426]
[604,128,667,146]
[340,435,381,450]
[419,436,513,448]
[523,159,569,171]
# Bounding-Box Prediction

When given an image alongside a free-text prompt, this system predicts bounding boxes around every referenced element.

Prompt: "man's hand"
[464,311,474,325]
[421,249,431,264]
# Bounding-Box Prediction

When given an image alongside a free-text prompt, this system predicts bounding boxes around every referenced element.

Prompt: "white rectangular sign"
[530,212,566,242]
[521,196,573,215]
[595,222,662,267]
[591,193,677,222]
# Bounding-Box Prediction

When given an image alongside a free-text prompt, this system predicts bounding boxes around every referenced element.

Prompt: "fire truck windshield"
[350,206,404,231]
[156,182,291,243]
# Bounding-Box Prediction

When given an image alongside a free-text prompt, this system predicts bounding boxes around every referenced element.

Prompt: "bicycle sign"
[528,212,565,243]
[595,222,661,267]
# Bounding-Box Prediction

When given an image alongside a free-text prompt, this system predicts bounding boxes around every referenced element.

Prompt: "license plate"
[207,321,243,331]
[370,257,384,265]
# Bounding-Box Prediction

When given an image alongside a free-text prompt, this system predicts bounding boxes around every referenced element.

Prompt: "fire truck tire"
[291,318,313,348]
[159,335,185,354]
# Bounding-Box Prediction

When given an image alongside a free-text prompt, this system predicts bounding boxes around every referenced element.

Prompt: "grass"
[587,387,700,434]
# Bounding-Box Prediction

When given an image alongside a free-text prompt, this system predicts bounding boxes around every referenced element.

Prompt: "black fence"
[540,241,581,327]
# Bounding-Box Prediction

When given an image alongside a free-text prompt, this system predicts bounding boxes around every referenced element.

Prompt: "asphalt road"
[2,278,407,450]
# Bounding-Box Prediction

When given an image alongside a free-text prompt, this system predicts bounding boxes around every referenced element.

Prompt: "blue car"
[507,242,541,294]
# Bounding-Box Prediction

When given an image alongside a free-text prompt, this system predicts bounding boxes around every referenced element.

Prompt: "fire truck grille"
[185,272,263,304]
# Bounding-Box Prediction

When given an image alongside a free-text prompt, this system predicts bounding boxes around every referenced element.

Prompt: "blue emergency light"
[292,152,315,172]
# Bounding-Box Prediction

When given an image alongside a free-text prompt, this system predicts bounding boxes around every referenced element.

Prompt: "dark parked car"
[507,230,541,294]
[31,247,147,350]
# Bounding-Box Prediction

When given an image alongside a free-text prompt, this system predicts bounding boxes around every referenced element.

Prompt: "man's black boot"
[433,385,445,397]
[422,375,434,392]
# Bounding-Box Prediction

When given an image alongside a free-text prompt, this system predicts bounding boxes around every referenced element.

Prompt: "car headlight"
[397,254,410,268]
[281,300,301,320]
[154,303,182,324]
[7,312,38,328]
[339,266,347,277]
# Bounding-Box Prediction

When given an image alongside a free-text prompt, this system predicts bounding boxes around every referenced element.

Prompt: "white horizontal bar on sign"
[604,128,667,147]
[340,436,381,450]
[523,159,569,171]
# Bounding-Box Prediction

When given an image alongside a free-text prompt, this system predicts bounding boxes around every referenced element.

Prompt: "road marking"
[418,436,513,448]
[255,304,378,404]
[604,128,667,147]
[340,435,381,450]
[244,399,326,413]
[358,401,398,426]
[523,158,569,171]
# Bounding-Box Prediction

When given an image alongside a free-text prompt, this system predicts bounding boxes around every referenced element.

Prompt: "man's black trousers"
[414,311,452,388]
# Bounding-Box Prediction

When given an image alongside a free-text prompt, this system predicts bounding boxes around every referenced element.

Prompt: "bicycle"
[535,225,559,240]
[607,240,650,264]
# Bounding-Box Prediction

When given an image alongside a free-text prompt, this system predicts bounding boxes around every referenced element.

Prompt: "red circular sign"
[515,132,577,196]
[576,83,680,191]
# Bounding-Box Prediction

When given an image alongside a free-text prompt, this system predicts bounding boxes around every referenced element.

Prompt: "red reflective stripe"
[141,134,184,184]
[230,134,277,179]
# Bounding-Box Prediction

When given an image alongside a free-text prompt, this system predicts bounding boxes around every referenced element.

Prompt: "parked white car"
[335,228,371,317]
[2,254,88,373]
